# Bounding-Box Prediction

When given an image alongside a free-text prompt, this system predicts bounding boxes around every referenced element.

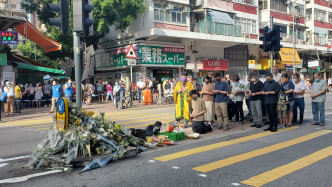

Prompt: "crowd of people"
[173,67,328,134]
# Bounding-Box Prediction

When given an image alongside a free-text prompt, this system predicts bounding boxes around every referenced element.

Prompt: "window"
[237,19,257,34]
[248,0,255,5]
[314,9,327,22]
[270,0,287,13]
[154,4,187,24]
[306,9,312,21]
[224,48,248,60]
[329,14,332,24]
[259,0,268,10]
[292,4,305,17]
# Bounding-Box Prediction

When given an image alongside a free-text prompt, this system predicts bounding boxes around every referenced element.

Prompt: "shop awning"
[207,11,234,25]
[279,48,301,64]
[15,20,61,53]
[16,62,65,74]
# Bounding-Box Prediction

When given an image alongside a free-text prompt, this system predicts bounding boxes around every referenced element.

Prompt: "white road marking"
[148,160,156,163]
[315,128,321,130]
[232,183,241,186]
[0,170,62,184]
[0,155,29,163]
[198,174,207,177]
[172,166,180,169]
[0,163,8,168]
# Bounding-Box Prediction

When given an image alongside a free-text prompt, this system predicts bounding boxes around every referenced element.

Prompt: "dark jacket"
[263,80,280,104]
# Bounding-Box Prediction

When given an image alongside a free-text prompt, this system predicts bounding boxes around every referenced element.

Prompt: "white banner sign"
[308,60,319,67]
[2,72,15,82]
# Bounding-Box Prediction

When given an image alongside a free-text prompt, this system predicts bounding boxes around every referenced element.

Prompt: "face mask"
[192,96,197,100]
[216,79,221,82]
[69,81,72,83]
[268,79,273,83]
[273,71,277,74]
[233,83,238,86]
[181,78,186,82]
[25,84,28,87]
[251,79,256,82]
[36,84,39,87]
[6,83,10,87]
[205,81,209,84]
[315,79,320,82]
[53,83,56,86]
[20,84,23,87]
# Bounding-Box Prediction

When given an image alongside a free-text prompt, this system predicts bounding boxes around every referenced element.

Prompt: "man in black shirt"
[262,73,280,132]
[249,73,264,128]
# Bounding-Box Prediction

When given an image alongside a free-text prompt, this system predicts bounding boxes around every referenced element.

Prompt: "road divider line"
[127,120,176,128]
[23,124,52,128]
[0,170,62,184]
[105,106,174,115]
[192,130,332,173]
[241,145,332,187]
[8,122,53,127]
[0,163,8,168]
[37,128,50,130]
[106,112,155,118]
[0,155,29,163]
[111,114,171,121]
[119,116,174,125]
[154,127,298,162]
[4,119,52,125]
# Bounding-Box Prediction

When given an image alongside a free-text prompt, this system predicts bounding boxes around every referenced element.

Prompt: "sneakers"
[256,124,262,128]
[218,124,223,129]
[223,125,229,131]
[250,124,257,127]
[319,123,325,126]
[264,127,272,131]
[208,123,213,131]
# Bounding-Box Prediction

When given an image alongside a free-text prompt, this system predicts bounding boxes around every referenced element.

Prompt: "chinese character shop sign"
[201,60,228,70]
[140,45,185,66]
[0,31,19,45]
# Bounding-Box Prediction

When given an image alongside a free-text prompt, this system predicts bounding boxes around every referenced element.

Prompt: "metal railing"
[194,21,242,37]
[280,33,306,44]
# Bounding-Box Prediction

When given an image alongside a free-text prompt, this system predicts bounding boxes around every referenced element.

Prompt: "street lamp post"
[292,2,297,74]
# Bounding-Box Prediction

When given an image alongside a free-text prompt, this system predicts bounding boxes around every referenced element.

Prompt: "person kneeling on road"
[190,90,211,134]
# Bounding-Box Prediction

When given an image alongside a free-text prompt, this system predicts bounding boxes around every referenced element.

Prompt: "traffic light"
[273,25,283,52]
[48,0,69,34]
[73,0,94,36]
[259,26,274,52]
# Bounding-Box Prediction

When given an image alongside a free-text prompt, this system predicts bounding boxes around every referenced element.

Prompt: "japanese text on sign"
[0,31,19,45]
[140,45,185,65]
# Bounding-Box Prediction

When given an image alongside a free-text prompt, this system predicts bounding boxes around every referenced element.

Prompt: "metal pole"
[270,16,274,73]
[130,64,133,107]
[34,43,36,61]
[74,32,82,108]
[293,8,296,74]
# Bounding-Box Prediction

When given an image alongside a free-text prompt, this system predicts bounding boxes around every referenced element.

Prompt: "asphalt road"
[0,94,332,187]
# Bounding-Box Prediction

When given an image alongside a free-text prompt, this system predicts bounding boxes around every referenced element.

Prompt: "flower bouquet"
[25,102,148,172]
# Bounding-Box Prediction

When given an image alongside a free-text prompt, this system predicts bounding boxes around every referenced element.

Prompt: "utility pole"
[74,32,82,108]
[270,16,274,73]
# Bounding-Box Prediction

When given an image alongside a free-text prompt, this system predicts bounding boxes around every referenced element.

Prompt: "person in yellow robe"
[173,75,194,124]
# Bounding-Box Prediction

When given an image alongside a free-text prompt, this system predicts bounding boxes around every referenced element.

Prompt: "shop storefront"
[94,43,185,84]
[199,59,228,80]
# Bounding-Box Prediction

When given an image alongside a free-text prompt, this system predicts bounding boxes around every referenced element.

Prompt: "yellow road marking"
[106,112,155,118]
[105,106,173,115]
[7,122,53,127]
[37,128,49,130]
[127,120,175,128]
[154,127,298,162]
[193,130,332,173]
[111,114,171,121]
[23,124,51,128]
[119,116,174,125]
[4,119,52,125]
[241,145,332,187]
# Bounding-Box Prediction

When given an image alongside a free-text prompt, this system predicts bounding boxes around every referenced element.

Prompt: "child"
[278,87,289,128]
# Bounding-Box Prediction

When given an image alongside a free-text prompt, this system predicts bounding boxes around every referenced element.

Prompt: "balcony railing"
[280,33,306,45]
[194,21,242,37]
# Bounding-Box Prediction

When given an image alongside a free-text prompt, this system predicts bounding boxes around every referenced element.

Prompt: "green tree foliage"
[20,0,147,67]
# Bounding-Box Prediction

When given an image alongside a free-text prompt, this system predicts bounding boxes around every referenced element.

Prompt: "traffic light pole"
[74,32,82,108]
[270,16,274,73]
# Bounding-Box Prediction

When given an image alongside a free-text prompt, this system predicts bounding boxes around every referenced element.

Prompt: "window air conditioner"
[166,4,174,10]
[183,7,191,12]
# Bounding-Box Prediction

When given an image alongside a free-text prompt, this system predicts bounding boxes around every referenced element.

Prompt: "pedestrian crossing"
[153,128,332,187]
[0,106,175,131]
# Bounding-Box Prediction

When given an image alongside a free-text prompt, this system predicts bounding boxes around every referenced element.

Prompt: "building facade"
[96,0,332,84]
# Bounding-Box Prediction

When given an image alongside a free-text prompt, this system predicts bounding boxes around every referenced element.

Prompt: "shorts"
[98,91,103,95]
[287,100,295,110]
[278,110,287,118]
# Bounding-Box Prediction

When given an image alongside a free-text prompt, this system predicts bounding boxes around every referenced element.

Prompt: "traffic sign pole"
[74,32,82,109]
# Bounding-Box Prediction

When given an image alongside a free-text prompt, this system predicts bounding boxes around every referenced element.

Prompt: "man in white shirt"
[137,79,146,103]
[273,66,282,84]
[43,81,52,106]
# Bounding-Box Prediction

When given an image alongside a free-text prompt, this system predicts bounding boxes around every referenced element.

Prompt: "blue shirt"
[65,83,73,96]
[52,85,61,98]
[214,81,229,103]
[282,81,295,100]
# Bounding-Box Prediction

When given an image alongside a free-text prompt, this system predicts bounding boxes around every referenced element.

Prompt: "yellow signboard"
[248,60,256,69]
[279,48,301,64]
[56,97,69,131]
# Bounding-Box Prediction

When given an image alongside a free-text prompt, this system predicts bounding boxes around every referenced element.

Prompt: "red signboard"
[201,60,228,70]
